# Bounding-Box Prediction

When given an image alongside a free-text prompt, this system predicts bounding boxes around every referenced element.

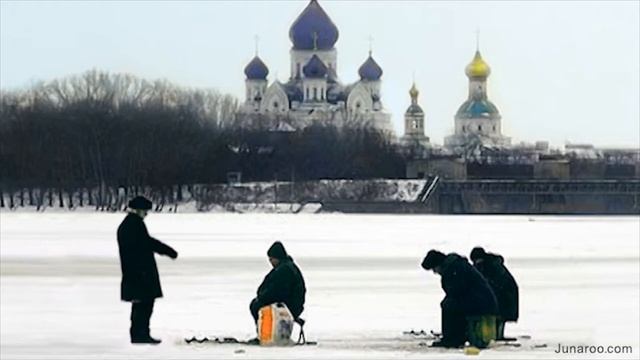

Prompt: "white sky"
[1,0,639,148]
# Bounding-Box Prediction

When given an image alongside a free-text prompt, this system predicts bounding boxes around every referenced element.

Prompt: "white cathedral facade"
[237,0,512,150]
[237,0,393,133]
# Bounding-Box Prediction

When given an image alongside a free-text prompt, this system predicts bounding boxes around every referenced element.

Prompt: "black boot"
[131,332,162,344]
[130,301,159,344]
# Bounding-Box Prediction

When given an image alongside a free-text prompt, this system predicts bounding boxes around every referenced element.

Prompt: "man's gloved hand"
[168,248,178,260]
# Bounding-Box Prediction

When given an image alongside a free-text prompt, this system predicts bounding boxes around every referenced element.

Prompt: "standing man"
[421,249,498,349]
[117,196,178,344]
[470,247,519,340]
[250,241,306,324]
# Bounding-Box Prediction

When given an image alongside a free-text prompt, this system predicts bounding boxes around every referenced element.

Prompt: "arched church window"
[478,125,482,132]
[296,63,301,78]
[462,126,466,133]
[306,88,309,100]
[273,101,279,109]
[493,125,496,132]
[313,88,318,100]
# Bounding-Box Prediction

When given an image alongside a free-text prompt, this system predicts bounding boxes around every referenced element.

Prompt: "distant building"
[237,0,393,133]
[445,49,511,149]
[400,83,430,147]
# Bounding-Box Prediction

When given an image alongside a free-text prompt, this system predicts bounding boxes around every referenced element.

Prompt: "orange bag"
[258,302,294,346]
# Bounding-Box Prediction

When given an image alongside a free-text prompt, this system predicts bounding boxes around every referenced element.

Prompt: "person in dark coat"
[117,196,178,344]
[422,250,498,348]
[470,247,519,340]
[250,241,306,324]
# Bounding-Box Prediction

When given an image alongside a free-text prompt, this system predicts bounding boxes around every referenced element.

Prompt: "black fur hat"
[470,247,487,262]
[128,196,152,210]
[421,250,446,270]
[267,241,288,260]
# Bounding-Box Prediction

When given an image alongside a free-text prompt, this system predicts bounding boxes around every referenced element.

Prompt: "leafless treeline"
[0,70,405,209]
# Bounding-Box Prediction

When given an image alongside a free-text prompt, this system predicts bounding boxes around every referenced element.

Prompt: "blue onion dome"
[289,0,339,50]
[303,54,328,78]
[456,99,500,119]
[244,56,269,80]
[358,54,383,80]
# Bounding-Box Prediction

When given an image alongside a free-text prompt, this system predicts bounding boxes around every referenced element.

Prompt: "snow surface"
[1,213,639,359]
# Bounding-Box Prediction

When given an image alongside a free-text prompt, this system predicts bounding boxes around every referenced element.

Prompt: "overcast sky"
[1,0,638,148]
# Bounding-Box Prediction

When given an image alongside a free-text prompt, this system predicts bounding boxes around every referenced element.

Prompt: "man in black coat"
[250,241,306,324]
[117,196,178,344]
[422,250,498,348]
[470,247,519,340]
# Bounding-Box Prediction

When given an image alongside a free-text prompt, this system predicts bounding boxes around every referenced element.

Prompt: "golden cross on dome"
[476,28,480,52]
[368,35,374,56]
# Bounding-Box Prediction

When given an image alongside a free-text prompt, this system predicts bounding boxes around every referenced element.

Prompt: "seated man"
[422,250,498,349]
[250,241,306,325]
[470,247,519,340]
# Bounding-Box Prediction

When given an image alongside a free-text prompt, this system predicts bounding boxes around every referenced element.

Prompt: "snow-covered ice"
[1,213,639,359]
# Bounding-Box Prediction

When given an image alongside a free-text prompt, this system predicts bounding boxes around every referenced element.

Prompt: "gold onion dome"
[409,82,419,99]
[465,50,491,79]
[406,82,423,113]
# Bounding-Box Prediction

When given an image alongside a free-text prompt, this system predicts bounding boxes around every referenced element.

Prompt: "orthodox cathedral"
[237,0,393,132]
[401,48,510,151]
[237,0,511,151]
[233,0,639,187]
[444,49,511,148]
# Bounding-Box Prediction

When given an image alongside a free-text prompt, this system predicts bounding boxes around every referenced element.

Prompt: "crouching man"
[117,196,178,344]
[470,247,519,340]
[250,241,306,341]
[421,250,498,349]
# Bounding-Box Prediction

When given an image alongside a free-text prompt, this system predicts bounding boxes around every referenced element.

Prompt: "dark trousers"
[441,308,497,348]
[130,300,155,339]
[250,298,261,323]
[441,305,466,347]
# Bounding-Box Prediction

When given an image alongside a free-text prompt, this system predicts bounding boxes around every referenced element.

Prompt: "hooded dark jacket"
[439,254,498,317]
[473,253,519,321]
[117,213,176,301]
[256,256,306,318]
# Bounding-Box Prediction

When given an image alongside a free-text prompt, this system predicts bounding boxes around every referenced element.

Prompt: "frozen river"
[1,213,639,359]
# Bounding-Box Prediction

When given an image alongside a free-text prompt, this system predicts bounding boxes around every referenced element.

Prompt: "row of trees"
[0,70,406,201]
